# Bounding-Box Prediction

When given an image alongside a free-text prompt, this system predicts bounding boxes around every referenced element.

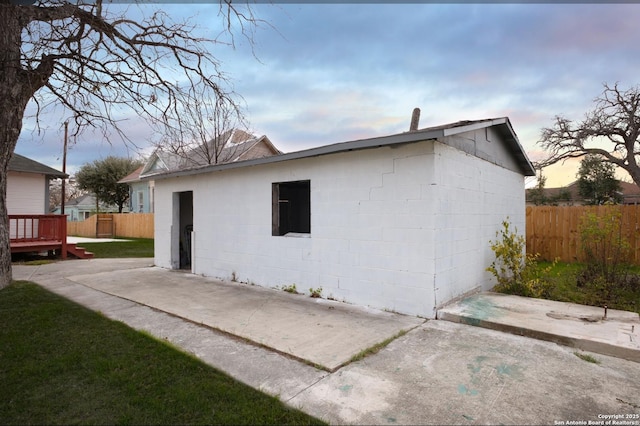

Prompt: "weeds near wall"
[280,284,300,294]
[487,219,555,298]
[309,287,323,298]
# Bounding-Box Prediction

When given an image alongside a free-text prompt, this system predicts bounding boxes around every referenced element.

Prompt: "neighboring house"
[52,194,126,221]
[140,129,281,178]
[621,182,640,204]
[526,180,640,206]
[7,153,66,215]
[122,129,281,213]
[119,166,154,213]
[147,117,535,319]
[8,155,93,258]
[526,182,577,206]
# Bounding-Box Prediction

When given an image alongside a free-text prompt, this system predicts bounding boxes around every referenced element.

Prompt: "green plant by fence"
[527,205,640,264]
[67,213,154,239]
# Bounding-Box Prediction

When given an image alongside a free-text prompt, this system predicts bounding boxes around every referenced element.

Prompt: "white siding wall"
[7,171,46,214]
[154,138,527,318]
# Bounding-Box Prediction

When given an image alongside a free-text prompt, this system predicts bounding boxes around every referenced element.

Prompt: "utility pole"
[61,121,68,215]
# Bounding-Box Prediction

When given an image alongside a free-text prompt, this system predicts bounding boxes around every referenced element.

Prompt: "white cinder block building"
[147,118,535,318]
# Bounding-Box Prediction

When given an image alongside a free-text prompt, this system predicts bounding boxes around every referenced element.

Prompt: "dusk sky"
[14,2,640,188]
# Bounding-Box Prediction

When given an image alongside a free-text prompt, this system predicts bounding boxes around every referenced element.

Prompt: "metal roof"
[142,117,535,181]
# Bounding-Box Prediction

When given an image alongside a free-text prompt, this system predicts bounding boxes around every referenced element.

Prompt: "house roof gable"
[139,130,282,179]
[141,152,171,176]
[185,133,259,166]
[118,165,144,184]
[234,135,282,162]
[143,117,535,181]
[9,153,66,178]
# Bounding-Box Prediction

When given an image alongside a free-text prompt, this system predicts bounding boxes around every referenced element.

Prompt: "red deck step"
[66,243,94,259]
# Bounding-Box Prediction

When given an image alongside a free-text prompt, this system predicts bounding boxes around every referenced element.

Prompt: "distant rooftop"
[9,153,66,178]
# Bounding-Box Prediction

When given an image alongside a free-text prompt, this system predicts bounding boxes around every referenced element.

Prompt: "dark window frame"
[272,180,311,236]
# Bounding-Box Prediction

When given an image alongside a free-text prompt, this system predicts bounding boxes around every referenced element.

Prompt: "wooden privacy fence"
[67,213,154,239]
[526,205,640,264]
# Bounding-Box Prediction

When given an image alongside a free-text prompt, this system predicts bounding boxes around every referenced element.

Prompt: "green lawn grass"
[78,238,154,258]
[0,281,325,425]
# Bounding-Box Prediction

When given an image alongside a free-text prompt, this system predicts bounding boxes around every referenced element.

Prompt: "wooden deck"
[9,215,93,259]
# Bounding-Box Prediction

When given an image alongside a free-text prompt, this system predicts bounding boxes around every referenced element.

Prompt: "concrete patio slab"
[291,320,640,425]
[438,292,640,362]
[66,266,425,371]
[11,259,640,424]
[67,237,131,243]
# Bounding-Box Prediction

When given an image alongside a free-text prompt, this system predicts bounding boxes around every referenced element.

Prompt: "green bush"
[577,209,633,304]
[487,219,554,298]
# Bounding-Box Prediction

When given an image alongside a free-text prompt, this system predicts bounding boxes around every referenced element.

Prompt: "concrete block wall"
[154,136,527,318]
[431,142,526,307]
[153,187,174,269]
[155,141,440,317]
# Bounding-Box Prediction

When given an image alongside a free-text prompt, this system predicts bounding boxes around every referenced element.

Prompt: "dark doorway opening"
[173,190,193,270]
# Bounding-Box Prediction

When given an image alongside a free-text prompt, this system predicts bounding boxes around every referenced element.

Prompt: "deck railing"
[9,214,66,242]
[9,215,67,258]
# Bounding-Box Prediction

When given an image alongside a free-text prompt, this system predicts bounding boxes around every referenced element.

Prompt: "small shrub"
[578,209,633,304]
[487,219,555,298]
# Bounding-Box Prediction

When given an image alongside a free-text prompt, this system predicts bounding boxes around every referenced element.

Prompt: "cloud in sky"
[14,3,640,186]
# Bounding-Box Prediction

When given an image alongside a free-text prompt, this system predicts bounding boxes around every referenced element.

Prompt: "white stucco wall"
[7,171,47,214]
[154,138,526,318]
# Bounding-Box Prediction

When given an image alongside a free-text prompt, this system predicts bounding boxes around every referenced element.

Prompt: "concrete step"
[437,292,640,362]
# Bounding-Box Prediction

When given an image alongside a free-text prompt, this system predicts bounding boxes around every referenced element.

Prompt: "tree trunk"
[624,163,640,192]
[0,157,14,290]
[0,4,44,288]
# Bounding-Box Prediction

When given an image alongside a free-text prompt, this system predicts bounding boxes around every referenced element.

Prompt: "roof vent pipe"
[409,108,421,131]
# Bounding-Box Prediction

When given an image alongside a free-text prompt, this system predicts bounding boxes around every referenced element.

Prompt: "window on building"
[272,180,310,236]
[138,191,144,213]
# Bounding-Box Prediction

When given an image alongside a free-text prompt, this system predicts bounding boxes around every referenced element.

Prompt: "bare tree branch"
[0,0,263,288]
[537,83,640,188]
[154,84,250,168]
